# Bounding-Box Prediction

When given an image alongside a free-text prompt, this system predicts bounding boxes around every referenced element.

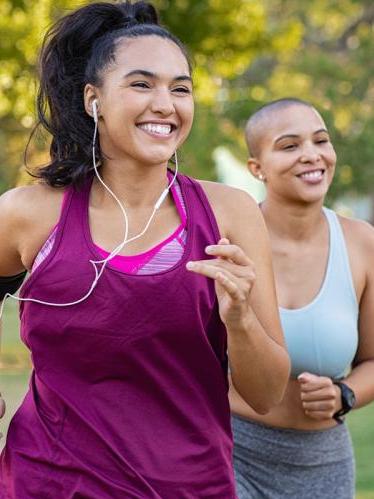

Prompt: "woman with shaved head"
[231,98,374,499]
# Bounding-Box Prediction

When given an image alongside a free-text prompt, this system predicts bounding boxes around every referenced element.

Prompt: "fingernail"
[186,262,195,270]
[205,246,214,254]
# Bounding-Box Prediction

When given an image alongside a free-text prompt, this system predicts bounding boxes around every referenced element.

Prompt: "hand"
[0,392,5,439]
[186,238,256,330]
[0,393,5,419]
[298,372,342,421]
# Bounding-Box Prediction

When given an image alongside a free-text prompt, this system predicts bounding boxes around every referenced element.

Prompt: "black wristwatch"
[333,381,356,423]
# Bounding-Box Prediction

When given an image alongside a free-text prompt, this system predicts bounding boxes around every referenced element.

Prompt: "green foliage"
[0,0,373,203]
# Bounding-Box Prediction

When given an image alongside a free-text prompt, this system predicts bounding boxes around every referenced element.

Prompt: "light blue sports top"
[280,208,359,380]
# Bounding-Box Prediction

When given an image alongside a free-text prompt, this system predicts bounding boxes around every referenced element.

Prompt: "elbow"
[237,391,272,415]
[230,349,291,413]
[251,403,271,416]
[232,384,275,415]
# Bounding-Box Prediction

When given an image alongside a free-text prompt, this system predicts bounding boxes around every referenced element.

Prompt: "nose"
[300,141,321,164]
[150,87,175,116]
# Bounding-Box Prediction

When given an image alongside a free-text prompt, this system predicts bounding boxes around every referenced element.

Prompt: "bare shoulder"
[0,182,65,272]
[0,182,63,225]
[198,180,264,238]
[338,214,374,256]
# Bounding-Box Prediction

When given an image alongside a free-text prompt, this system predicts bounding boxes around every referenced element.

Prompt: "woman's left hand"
[186,238,256,330]
[298,372,342,420]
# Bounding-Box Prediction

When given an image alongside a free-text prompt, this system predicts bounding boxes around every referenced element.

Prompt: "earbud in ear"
[92,99,99,124]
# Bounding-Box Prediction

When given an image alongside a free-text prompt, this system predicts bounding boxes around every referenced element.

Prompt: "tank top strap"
[322,207,357,308]
[177,173,221,244]
[55,177,94,250]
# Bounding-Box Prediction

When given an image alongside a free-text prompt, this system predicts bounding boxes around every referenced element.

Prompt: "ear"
[84,84,99,120]
[247,157,265,182]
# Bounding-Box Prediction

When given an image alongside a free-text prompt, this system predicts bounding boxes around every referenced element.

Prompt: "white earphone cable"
[0,115,178,318]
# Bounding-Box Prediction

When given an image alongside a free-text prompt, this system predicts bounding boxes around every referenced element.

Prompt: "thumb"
[297,372,317,384]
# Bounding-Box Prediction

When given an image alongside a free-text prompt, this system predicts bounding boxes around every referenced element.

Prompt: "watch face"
[345,390,356,408]
[341,383,356,410]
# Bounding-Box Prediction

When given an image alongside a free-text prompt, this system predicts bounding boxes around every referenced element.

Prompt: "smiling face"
[85,35,194,169]
[248,104,337,204]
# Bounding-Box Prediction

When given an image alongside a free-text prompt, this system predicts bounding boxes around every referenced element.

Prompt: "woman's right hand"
[298,372,341,420]
[0,393,5,419]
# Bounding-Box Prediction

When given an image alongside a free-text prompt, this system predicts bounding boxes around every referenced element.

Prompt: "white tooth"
[139,123,172,135]
[301,170,322,179]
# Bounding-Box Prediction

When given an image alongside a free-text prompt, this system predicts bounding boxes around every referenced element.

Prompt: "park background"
[0,0,373,496]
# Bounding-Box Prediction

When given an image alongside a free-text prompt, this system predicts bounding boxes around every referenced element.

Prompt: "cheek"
[330,152,337,166]
[180,99,194,128]
[326,145,337,166]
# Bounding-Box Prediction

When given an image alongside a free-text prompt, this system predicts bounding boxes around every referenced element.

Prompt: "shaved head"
[245,98,315,157]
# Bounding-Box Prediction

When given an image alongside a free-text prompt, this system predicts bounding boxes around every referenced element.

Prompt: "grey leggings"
[232,415,355,499]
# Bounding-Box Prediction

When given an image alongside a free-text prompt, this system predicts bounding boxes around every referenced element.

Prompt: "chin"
[300,184,330,203]
[139,149,176,166]
[300,193,327,205]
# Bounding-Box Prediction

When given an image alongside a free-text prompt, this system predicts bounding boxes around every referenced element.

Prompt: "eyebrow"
[124,69,192,83]
[274,128,329,144]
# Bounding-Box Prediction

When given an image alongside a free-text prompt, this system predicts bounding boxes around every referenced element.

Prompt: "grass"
[348,405,374,493]
[1,300,374,496]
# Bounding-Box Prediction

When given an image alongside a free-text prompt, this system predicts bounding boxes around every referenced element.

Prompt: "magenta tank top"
[0,174,236,498]
[33,174,187,275]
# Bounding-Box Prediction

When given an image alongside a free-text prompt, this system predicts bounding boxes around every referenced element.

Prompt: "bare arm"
[189,183,290,413]
[344,220,374,408]
[0,188,28,420]
[298,218,374,421]
[0,189,28,276]
[0,184,62,419]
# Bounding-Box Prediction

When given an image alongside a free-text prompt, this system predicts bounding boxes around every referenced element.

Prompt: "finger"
[0,398,5,419]
[214,239,230,259]
[302,400,335,412]
[298,372,320,384]
[205,244,252,266]
[186,263,246,300]
[298,373,332,392]
[215,272,245,301]
[186,259,233,282]
[304,410,334,421]
[187,258,252,279]
[301,387,337,402]
[186,261,229,280]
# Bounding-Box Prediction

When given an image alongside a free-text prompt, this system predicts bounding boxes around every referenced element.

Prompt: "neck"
[261,194,325,242]
[94,159,172,210]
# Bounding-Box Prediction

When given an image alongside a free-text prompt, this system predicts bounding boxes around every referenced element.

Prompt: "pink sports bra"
[33,176,187,275]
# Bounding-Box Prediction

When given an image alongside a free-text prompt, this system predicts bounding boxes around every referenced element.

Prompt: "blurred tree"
[222,0,374,203]
[0,0,301,187]
[0,0,373,204]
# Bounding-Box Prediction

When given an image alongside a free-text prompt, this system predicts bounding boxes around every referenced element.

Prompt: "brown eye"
[131,82,150,89]
[172,86,191,94]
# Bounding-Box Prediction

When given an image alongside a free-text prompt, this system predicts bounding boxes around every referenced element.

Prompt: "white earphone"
[92,98,99,124]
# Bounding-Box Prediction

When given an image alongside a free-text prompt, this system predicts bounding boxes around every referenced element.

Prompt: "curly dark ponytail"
[32,1,191,188]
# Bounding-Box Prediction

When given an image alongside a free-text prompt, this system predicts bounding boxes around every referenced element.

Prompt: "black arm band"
[0,271,27,300]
